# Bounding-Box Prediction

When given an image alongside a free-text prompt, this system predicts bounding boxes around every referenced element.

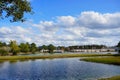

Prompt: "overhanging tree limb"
[0,0,32,22]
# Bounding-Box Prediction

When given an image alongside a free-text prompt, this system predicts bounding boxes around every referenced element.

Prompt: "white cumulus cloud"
[0,11,120,46]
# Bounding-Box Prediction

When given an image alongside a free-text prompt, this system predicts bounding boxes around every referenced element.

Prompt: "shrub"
[0,49,9,56]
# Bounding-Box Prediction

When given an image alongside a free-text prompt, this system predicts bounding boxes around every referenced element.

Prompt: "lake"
[0,58,120,80]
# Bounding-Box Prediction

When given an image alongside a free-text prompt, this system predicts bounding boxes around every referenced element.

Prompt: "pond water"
[0,58,120,80]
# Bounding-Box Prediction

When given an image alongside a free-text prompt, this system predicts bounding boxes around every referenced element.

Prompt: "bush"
[0,49,9,56]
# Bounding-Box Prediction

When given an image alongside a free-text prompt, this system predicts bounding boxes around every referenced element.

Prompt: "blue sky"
[0,0,120,46]
[31,0,120,21]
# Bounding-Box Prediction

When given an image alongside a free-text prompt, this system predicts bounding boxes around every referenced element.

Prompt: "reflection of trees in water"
[19,59,30,62]
[9,60,18,64]
[0,61,4,68]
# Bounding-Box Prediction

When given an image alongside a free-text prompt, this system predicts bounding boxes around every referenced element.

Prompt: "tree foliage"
[69,45,107,49]
[19,42,30,53]
[117,41,120,54]
[0,49,9,56]
[0,41,6,47]
[9,41,20,55]
[41,45,48,50]
[0,0,32,22]
[117,41,120,48]
[48,44,55,53]
[30,43,37,53]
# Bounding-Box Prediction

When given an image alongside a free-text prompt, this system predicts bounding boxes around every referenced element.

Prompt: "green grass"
[0,53,113,61]
[99,75,120,80]
[80,55,120,80]
[81,56,120,65]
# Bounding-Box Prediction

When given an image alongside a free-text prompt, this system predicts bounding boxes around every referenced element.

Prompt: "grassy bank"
[81,56,120,65]
[81,55,120,80]
[0,53,113,60]
[99,75,120,80]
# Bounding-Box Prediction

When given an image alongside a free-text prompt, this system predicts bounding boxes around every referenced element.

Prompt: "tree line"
[69,45,107,49]
[0,41,120,56]
[0,41,55,56]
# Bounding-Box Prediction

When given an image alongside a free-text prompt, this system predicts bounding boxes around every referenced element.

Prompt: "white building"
[54,50,64,53]
[70,48,116,53]
[40,49,64,53]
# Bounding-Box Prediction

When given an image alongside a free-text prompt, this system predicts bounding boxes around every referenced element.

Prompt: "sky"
[0,0,120,46]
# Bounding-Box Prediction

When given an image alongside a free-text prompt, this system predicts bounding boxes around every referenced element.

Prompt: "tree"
[117,41,120,54]
[39,45,48,53]
[0,41,7,47]
[41,45,48,50]
[19,42,30,53]
[117,41,120,48]
[0,0,32,22]
[0,41,3,47]
[48,44,55,53]
[30,43,37,53]
[9,41,20,55]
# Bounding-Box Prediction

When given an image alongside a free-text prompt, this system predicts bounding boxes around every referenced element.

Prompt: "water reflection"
[0,58,120,80]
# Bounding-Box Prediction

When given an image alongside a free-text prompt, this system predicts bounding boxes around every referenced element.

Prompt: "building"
[70,48,116,53]
[54,50,64,53]
[40,49,49,53]
[40,49,64,53]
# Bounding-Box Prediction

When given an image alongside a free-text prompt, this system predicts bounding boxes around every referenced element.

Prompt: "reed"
[0,53,113,60]
[81,56,120,65]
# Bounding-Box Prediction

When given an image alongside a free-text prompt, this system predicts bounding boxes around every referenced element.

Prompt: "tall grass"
[0,53,113,60]
[81,56,120,65]
[99,75,120,80]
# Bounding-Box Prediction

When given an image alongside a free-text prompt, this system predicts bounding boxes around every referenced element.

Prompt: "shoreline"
[0,53,113,60]
[98,75,120,80]
[81,56,120,65]
[81,55,120,80]
[0,53,120,79]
